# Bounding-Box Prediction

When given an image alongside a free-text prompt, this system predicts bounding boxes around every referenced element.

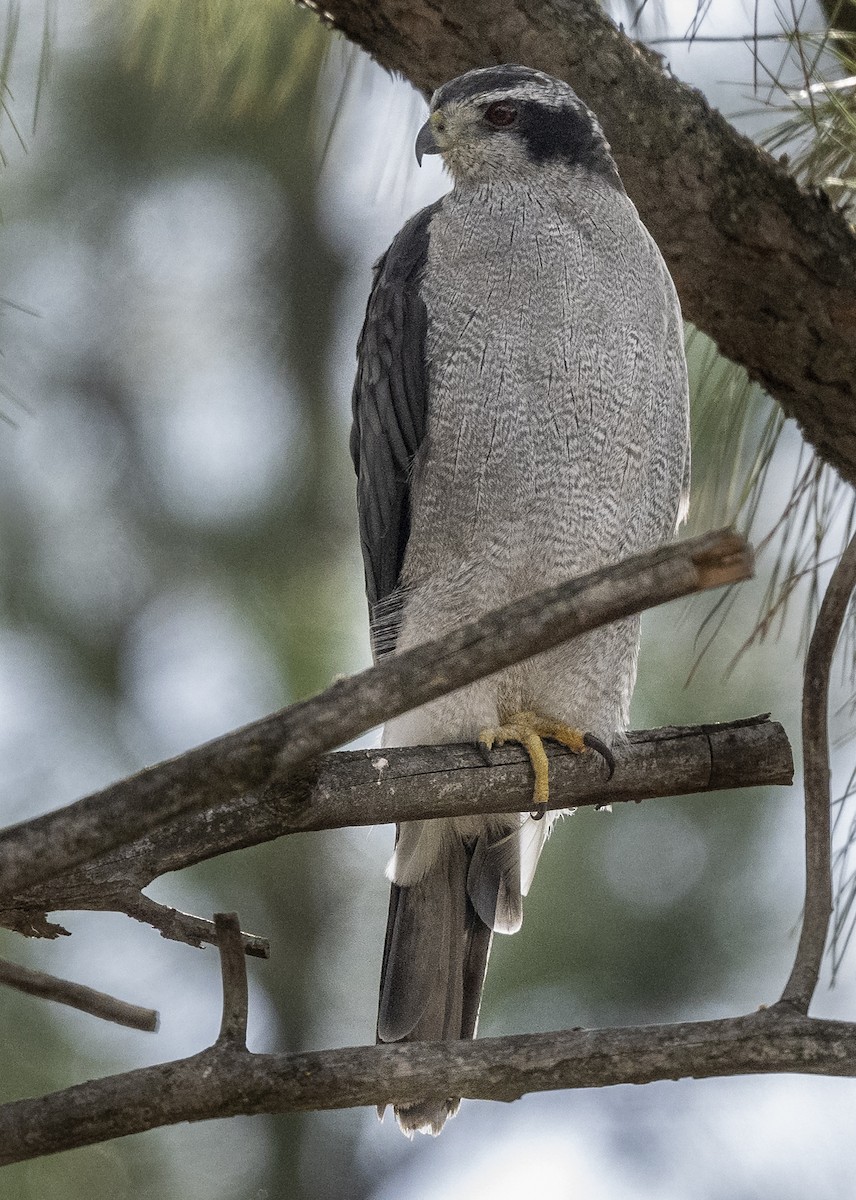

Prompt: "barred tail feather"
[377,830,506,1135]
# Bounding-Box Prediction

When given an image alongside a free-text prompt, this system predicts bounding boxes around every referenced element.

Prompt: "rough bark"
[0,529,749,900]
[0,1006,853,1164]
[1,716,793,951]
[311,0,856,484]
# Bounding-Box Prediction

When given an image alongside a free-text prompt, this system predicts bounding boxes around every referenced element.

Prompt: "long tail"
[376,823,521,1136]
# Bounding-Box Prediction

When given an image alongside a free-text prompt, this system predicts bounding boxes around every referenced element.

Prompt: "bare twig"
[0,957,158,1033]
[0,529,751,900]
[214,913,249,1047]
[0,1008,854,1163]
[313,0,856,487]
[2,716,792,950]
[780,533,856,1011]
[123,894,270,960]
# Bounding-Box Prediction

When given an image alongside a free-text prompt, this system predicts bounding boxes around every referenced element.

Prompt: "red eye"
[484,101,517,128]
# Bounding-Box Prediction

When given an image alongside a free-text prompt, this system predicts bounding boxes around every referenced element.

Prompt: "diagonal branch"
[120,895,270,960]
[0,958,158,1032]
[1,1008,855,1163]
[780,531,856,1011]
[0,528,750,900]
[2,715,793,953]
[313,0,856,485]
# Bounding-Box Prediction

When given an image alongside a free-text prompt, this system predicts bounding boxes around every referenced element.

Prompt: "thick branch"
[315,0,856,483]
[0,529,750,900]
[0,958,158,1033]
[781,533,856,1011]
[1,1008,854,1163]
[3,716,792,948]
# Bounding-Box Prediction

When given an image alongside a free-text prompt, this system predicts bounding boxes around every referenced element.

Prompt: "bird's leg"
[479,710,615,820]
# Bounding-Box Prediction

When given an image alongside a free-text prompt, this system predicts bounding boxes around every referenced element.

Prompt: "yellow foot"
[478,710,614,819]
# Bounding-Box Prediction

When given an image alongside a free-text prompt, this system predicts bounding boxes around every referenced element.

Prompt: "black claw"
[529,803,547,822]
[476,741,495,767]
[583,733,615,780]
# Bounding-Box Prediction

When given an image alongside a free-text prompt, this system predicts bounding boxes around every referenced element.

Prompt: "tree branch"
[0,528,750,901]
[780,532,856,1011]
[0,958,158,1033]
[2,716,792,951]
[214,913,249,1047]
[1,1007,854,1163]
[313,0,856,484]
[120,895,270,961]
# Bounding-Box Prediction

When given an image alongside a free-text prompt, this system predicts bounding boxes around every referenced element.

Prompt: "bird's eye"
[483,101,517,128]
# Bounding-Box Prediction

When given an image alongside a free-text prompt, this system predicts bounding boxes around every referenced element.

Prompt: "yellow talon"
[523,712,587,755]
[478,710,591,815]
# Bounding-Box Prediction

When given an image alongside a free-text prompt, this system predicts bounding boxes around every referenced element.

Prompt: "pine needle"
[122,0,330,124]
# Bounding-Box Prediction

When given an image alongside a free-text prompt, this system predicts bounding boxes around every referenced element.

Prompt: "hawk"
[351,64,690,1135]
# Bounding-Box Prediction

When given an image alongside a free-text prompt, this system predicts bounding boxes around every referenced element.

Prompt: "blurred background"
[1,0,856,1196]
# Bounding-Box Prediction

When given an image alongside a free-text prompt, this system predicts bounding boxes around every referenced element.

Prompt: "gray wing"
[351,200,442,656]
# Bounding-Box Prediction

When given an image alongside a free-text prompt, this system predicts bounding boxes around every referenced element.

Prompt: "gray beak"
[415,119,440,166]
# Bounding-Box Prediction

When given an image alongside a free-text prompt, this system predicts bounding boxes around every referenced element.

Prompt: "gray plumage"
[351,64,690,1136]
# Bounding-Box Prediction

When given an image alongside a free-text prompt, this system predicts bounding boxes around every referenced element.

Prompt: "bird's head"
[415,64,622,189]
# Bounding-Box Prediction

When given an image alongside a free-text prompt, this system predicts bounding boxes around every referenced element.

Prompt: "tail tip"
[389,1098,461,1137]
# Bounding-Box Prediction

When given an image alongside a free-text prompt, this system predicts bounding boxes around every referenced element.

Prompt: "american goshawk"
[351,64,690,1136]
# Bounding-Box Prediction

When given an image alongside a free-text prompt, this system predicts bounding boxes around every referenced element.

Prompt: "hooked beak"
[415,118,441,166]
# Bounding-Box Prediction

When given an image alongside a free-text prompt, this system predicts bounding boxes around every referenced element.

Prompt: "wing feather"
[351,200,442,653]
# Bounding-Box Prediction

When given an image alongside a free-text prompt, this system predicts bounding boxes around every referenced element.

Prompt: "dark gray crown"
[433,65,557,108]
[432,64,621,185]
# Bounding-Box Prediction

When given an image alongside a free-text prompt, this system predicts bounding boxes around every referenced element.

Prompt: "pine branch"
[1,980,854,1163]
[311,0,856,485]
[0,529,750,901]
[213,913,249,1047]
[2,715,793,953]
[119,895,270,960]
[0,958,158,1033]
[781,531,856,1009]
